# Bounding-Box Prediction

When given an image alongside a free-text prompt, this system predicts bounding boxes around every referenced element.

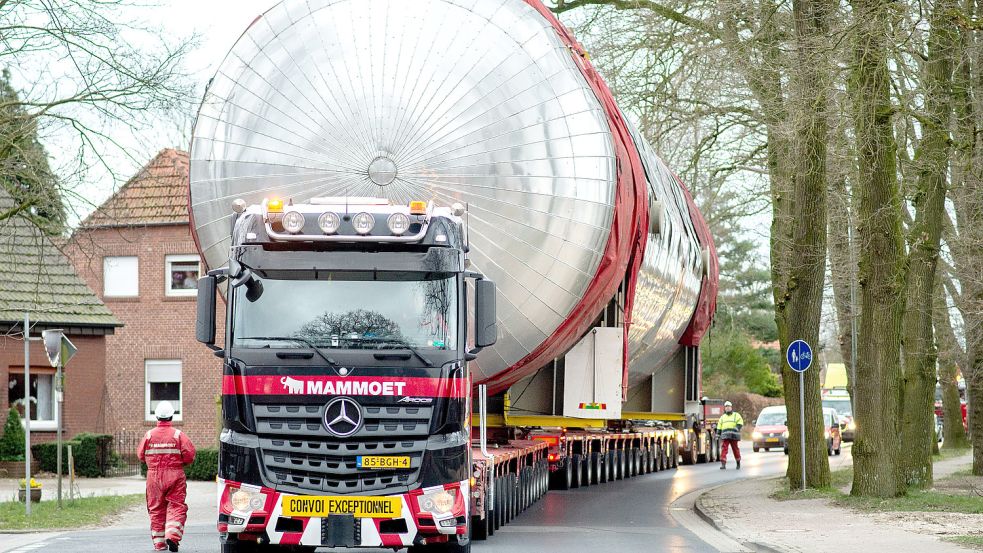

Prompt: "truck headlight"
[387,212,411,235]
[230,488,267,511]
[752,432,762,440]
[416,489,456,514]
[824,430,830,439]
[353,212,375,235]
[782,430,789,438]
[848,421,856,430]
[318,211,341,234]
[282,210,305,234]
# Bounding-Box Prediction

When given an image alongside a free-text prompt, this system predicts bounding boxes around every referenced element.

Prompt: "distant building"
[0,188,121,443]
[67,149,225,447]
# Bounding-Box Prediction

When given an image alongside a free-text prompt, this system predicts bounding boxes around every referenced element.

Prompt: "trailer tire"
[670,442,679,468]
[632,449,640,476]
[492,477,502,530]
[471,504,489,541]
[571,455,582,488]
[514,473,522,514]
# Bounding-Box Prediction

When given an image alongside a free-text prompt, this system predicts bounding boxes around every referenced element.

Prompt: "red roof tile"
[82,149,189,228]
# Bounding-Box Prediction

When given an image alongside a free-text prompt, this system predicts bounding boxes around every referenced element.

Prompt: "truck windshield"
[233,271,458,351]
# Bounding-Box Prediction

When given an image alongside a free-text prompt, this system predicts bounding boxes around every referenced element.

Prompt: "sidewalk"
[696,452,976,552]
[0,475,147,502]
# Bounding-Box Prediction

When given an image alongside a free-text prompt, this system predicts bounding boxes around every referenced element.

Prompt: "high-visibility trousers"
[146,468,188,549]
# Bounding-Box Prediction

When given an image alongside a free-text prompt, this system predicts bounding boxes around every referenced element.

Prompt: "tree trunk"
[935,275,969,449]
[771,0,834,490]
[899,0,956,489]
[848,0,907,498]
[950,0,983,476]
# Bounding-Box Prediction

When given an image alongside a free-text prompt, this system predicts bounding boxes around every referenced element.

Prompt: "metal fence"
[106,430,144,478]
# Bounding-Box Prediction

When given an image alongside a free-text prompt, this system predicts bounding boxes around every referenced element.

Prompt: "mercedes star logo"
[322,397,363,437]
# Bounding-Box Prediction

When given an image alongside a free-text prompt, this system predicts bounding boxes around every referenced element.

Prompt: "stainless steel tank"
[190,0,617,384]
[190,0,708,394]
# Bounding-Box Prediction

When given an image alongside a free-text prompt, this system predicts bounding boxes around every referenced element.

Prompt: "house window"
[104,256,139,297]
[145,360,182,421]
[165,255,200,297]
[7,369,58,431]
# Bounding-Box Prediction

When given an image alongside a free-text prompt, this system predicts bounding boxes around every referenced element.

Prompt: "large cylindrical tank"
[189,0,717,397]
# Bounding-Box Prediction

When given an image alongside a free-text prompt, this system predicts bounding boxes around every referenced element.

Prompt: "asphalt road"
[1,444,795,553]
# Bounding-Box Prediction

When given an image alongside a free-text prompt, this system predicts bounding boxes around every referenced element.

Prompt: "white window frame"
[103,256,139,297]
[10,371,58,431]
[164,254,201,297]
[145,359,183,422]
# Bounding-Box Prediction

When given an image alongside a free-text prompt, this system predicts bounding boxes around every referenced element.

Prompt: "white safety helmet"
[154,401,175,420]
[724,401,733,407]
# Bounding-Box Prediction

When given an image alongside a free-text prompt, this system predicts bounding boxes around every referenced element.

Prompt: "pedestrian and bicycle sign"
[786,339,813,373]
[786,338,812,490]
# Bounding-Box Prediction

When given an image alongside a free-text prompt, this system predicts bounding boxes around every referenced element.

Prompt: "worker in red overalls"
[138,401,196,552]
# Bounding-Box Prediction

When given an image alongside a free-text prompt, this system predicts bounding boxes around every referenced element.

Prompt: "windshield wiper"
[357,336,433,367]
[239,336,339,368]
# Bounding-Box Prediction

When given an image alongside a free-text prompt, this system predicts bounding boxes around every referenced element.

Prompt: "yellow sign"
[281,496,401,518]
[357,456,410,469]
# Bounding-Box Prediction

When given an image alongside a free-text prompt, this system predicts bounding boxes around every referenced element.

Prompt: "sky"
[49,0,277,222]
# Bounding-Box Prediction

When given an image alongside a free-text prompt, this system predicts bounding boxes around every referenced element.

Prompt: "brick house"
[67,149,226,447]
[0,188,121,443]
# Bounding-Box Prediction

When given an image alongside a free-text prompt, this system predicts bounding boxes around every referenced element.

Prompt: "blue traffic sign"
[786,340,813,373]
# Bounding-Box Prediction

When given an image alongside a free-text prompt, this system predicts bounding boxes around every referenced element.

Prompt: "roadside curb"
[693,478,787,553]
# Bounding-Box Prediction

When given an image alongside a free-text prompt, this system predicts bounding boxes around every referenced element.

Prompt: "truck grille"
[252,402,434,494]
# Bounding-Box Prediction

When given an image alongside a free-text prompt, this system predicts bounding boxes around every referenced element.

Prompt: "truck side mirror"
[474,279,498,350]
[196,275,217,346]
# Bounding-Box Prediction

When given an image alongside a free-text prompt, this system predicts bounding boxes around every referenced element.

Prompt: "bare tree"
[897,0,958,489]
[0,0,194,228]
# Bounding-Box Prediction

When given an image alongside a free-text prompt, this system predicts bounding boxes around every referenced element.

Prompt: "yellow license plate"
[357,456,410,469]
[281,496,401,518]
[766,438,780,443]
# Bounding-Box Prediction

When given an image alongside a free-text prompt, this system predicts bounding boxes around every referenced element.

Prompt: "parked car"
[822,392,854,442]
[781,408,842,456]
[751,405,787,452]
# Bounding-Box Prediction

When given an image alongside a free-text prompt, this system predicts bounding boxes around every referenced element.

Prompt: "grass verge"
[771,466,983,515]
[945,535,983,550]
[0,494,143,531]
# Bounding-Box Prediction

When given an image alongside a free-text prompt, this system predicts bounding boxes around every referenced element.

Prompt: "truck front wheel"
[409,538,471,553]
[220,540,282,553]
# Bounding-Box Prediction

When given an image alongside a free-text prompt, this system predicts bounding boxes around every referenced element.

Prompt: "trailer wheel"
[471,502,489,541]
[570,455,582,488]
[633,449,641,476]
[671,442,679,468]
[648,448,656,472]
[515,473,522,514]
[493,477,502,530]
[697,435,709,464]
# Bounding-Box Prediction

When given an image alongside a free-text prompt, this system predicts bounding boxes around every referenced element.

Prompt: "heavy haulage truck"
[189,1,721,552]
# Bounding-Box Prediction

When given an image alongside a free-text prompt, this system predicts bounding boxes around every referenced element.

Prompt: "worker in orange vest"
[138,401,196,551]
